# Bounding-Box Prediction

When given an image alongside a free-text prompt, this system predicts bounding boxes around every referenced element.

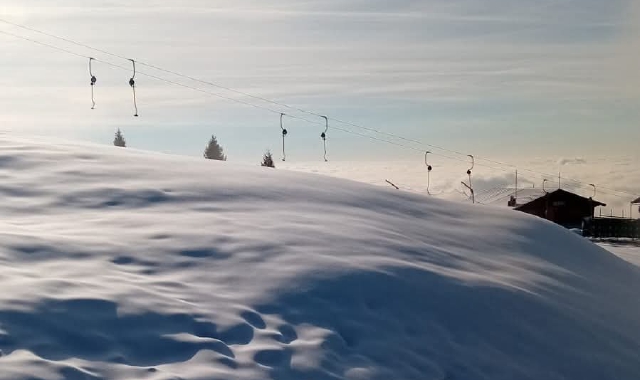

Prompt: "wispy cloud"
[558,158,587,166]
[0,0,638,189]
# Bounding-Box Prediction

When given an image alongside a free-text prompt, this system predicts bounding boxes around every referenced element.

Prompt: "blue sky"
[1,0,639,210]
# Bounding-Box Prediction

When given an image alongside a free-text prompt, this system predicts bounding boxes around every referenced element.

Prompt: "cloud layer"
[281,154,640,218]
[0,0,638,204]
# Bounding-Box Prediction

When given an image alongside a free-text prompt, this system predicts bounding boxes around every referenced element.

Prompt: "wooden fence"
[582,217,640,239]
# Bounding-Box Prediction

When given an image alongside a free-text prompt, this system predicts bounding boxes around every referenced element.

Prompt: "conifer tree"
[113,129,126,147]
[261,150,275,168]
[203,135,227,161]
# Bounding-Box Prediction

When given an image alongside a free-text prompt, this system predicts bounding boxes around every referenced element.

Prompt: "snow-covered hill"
[598,242,640,268]
[0,134,639,380]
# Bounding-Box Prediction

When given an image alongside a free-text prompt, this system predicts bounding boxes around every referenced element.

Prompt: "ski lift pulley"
[129,59,138,117]
[280,113,288,161]
[321,116,328,162]
[89,58,97,109]
[425,151,433,195]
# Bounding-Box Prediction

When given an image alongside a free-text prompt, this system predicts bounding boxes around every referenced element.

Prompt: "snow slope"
[0,134,639,380]
[598,242,640,267]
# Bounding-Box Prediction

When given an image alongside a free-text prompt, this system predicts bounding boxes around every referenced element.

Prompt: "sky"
[0,0,639,213]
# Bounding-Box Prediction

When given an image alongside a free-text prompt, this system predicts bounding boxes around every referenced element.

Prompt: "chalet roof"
[515,188,606,209]
[633,197,640,204]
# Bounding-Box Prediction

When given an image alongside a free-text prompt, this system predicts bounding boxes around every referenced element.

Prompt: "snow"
[598,241,640,267]
[0,133,639,380]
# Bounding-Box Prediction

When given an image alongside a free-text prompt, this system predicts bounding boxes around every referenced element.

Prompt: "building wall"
[516,191,600,228]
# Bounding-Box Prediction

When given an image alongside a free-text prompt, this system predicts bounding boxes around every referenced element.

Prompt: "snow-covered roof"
[1,134,639,380]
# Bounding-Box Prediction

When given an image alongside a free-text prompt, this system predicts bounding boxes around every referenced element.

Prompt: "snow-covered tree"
[113,129,126,148]
[203,135,227,161]
[261,150,275,168]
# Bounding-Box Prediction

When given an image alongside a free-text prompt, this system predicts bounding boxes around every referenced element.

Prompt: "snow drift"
[0,134,639,380]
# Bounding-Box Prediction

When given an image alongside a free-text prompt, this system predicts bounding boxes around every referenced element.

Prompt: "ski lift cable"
[0,19,637,198]
[0,28,294,117]
[1,25,638,199]
[0,18,541,164]
[0,28,436,158]
[0,26,602,178]
[2,20,635,196]
[0,28,88,59]
[0,28,453,159]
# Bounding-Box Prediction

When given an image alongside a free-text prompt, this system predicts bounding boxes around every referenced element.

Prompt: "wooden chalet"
[514,189,605,228]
